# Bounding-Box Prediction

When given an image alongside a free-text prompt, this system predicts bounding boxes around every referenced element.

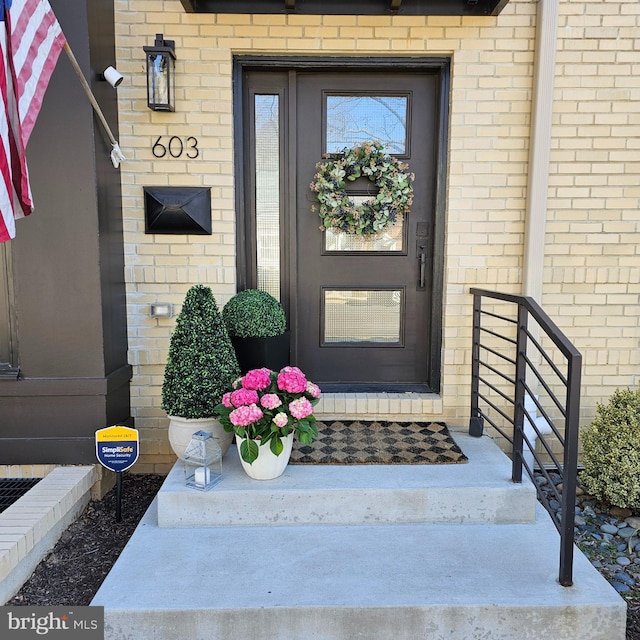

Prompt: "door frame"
[233,56,450,393]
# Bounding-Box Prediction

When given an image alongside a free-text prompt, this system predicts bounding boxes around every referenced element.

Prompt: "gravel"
[5,471,640,639]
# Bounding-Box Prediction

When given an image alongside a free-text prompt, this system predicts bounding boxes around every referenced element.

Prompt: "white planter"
[168,416,233,460]
[235,432,294,480]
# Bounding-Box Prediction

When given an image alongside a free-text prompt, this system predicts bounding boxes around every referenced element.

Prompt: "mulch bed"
[6,473,164,607]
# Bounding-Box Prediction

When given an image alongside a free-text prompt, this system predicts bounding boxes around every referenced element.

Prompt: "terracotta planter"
[168,416,233,460]
[231,331,290,374]
[235,432,294,480]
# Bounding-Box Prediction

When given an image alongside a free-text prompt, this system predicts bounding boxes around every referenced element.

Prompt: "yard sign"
[95,425,139,473]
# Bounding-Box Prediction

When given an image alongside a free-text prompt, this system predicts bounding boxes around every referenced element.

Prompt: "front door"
[240,62,447,392]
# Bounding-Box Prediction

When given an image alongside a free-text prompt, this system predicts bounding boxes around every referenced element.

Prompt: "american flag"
[0,0,65,242]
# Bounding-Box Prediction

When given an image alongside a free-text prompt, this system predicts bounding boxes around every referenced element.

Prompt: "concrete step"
[157,433,536,527]
[91,433,626,640]
[92,501,625,640]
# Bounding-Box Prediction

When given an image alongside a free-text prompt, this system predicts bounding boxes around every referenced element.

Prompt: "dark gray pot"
[231,331,291,374]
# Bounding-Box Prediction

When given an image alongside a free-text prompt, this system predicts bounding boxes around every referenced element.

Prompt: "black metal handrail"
[469,288,582,587]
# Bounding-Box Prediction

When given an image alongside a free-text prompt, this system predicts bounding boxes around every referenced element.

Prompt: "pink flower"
[260,393,282,410]
[230,404,263,427]
[273,412,289,428]
[230,388,259,407]
[277,366,307,393]
[289,397,313,420]
[306,381,321,398]
[222,392,233,408]
[242,368,273,391]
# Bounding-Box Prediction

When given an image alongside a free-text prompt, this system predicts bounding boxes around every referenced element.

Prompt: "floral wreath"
[310,141,414,236]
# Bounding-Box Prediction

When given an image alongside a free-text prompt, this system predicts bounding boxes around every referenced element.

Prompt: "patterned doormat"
[290,421,467,465]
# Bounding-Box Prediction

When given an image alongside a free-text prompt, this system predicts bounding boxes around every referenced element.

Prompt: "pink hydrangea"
[273,412,288,428]
[277,366,307,393]
[230,404,263,427]
[230,388,259,407]
[242,368,272,391]
[305,381,321,399]
[260,393,282,410]
[289,396,313,420]
[221,392,233,408]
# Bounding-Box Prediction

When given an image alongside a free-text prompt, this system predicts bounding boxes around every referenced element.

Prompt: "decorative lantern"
[143,33,176,112]
[184,430,222,491]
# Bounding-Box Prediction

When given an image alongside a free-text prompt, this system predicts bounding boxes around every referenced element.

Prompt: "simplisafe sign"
[95,426,139,472]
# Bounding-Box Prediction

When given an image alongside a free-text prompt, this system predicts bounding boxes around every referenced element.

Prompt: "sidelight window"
[254,94,281,300]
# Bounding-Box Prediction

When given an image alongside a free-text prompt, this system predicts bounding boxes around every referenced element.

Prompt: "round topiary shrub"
[579,387,640,510]
[161,285,240,419]
[222,289,287,338]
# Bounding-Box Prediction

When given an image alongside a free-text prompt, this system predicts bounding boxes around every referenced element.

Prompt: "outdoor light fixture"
[150,303,173,318]
[143,33,176,111]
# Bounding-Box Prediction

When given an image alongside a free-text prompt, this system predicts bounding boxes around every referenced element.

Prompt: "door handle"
[418,246,426,289]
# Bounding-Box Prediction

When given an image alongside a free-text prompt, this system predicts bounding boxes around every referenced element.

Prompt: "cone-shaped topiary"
[162,285,240,419]
[222,289,287,338]
[579,387,640,509]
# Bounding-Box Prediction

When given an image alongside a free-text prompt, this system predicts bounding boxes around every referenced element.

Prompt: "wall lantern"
[143,33,176,111]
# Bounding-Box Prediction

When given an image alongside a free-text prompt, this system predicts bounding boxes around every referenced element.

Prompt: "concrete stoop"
[91,434,626,640]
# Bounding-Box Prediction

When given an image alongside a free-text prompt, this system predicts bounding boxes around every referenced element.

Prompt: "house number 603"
[152,136,199,159]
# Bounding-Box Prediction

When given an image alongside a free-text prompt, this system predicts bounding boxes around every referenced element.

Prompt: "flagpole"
[62,43,125,168]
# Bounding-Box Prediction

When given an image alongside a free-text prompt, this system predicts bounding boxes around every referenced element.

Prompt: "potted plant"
[162,284,241,459]
[215,366,321,480]
[222,289,290,374]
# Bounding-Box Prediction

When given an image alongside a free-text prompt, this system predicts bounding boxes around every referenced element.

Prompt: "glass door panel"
[255,94,281,300]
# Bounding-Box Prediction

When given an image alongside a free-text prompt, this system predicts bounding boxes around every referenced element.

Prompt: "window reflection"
[326,95,408,154]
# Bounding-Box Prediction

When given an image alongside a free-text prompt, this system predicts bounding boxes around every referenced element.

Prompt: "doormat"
[290,421,467,465]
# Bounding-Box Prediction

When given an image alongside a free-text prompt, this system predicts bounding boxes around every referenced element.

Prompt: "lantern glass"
[146,52,174,111]
[144,34,176,112]
[184,430,222,491]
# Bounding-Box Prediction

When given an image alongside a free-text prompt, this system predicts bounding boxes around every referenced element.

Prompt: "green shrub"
[161,285,240,419]
[579,387,640,509]
[222,289,287,338]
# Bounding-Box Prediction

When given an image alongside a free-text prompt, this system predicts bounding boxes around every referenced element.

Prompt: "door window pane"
[255,94,280,300]
[326,95,408,154]
[323,289,403,344]
[325,212,404,252]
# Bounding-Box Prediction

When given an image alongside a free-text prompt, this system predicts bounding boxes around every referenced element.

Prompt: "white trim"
[523,0,560,303]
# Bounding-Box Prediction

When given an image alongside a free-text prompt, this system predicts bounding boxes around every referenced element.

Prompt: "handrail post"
[469,292,484,437]
[469,287,581,588]
[512,304,528,483]
[558,352,582,586]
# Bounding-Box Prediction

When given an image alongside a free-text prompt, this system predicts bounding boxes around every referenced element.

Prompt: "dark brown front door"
[240,63,446,392]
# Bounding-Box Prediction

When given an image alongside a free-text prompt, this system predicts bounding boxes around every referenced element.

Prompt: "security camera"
[102,66,123,88]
